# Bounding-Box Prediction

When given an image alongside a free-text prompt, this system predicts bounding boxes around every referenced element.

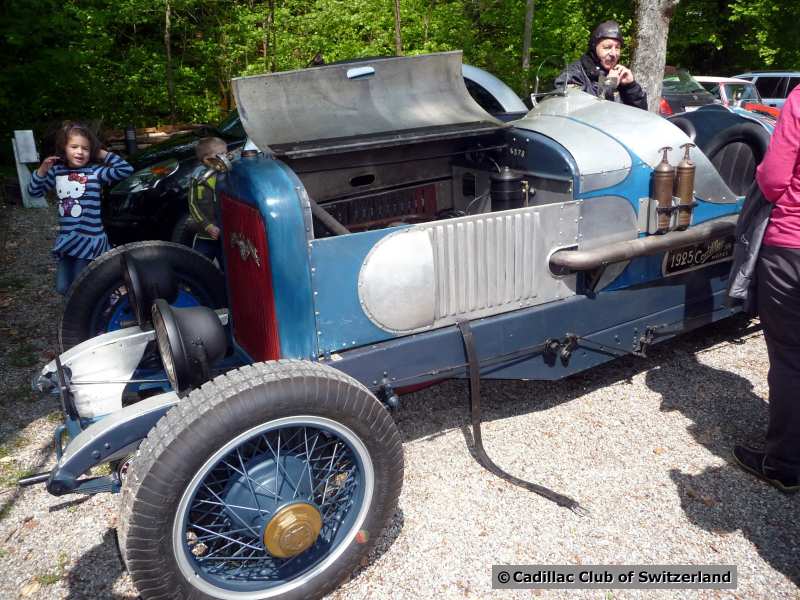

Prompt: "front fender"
[38,326,156,419]
[47,391,179,496]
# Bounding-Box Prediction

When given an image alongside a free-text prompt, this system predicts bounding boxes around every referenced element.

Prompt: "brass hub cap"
[263,503,323,558]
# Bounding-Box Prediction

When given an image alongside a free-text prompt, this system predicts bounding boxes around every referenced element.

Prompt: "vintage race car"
[27,52,771,599]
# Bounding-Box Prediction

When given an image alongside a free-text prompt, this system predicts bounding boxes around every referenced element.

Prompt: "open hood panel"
[232,51,506,158]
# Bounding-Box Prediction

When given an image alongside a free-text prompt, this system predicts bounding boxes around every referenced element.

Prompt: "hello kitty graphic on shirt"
[55,172,88,217]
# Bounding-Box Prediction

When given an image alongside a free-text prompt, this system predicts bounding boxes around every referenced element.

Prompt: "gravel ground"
[0,200,797,599]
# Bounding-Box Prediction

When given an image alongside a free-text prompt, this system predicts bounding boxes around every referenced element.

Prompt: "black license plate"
[662,236,735,276]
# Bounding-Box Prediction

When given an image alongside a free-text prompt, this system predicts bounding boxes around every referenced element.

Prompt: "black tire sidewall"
[59,241,226,351]
[123,364,402,600]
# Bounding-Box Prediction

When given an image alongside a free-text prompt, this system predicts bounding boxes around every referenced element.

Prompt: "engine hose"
[456,320,589,516]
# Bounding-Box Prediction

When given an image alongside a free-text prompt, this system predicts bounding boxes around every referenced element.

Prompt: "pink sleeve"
[757,86,800,203]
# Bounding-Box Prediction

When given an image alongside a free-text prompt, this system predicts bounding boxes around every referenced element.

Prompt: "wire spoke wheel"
[118,361,403,600]
[175,417,372,594]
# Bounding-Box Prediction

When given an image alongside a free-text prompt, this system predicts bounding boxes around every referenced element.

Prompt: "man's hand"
[610,65,635,86]
[206,224,221,240]
[96,148,109,161]
[36,156,61,177]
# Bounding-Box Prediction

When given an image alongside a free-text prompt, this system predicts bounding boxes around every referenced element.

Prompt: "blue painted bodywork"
[219,110,747,363]
[314,116,740,355]
[327,261,735,388]
[310,228,401,354]
[220,155,318,359]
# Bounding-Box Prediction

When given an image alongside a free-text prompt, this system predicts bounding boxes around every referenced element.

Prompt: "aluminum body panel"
[232,52,504,156]
[39,327,154,419]
[577,195,639,288]
[359,229,436,331]
[515,89,738,203]
[577,195,638,250]
[357,203,579,334]
[512,114,631,193]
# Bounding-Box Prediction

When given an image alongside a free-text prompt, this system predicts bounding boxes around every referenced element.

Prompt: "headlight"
[111,158,179,195]
[151,299,227,396]
[122,253,178,327]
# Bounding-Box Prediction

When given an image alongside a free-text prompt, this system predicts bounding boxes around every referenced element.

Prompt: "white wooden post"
[12,130,47,208]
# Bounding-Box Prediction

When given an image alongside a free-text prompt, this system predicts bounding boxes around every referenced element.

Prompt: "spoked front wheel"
[118,360,403,600]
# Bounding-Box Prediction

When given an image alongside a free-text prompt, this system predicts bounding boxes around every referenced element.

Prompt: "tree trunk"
[164,0,177,123]
[393,0,403,56]
[264,0,275,72]
[521,0,535,92]
[632,0,681,113]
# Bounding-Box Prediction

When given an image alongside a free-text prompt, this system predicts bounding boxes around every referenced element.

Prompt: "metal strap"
[456,319,589,515]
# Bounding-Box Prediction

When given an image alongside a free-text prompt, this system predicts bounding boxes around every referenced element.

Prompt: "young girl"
[27,122,133,294]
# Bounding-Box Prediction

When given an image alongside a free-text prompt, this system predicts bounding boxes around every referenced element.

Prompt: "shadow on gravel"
[61,511,404,599]
[645,323,800,587]
[65,528,133,599]
[394,314,760,445]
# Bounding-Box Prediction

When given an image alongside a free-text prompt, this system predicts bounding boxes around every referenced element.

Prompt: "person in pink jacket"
[733,84,800,493]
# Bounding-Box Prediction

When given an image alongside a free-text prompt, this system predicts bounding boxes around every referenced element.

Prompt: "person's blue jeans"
[55,256,91,295]
[192,236,223,270]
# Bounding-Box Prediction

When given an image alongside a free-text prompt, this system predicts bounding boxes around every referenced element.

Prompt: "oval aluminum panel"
[359,203,580,334]
[358,229,436,333]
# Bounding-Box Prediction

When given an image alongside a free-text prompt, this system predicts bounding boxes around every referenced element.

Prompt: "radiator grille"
[220,194,281,361]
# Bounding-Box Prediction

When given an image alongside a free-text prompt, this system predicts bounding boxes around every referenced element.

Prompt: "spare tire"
[703,122,770,196]
[59,241,227,351]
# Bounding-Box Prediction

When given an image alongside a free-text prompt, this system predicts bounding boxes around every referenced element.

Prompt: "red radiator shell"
[219,193,281,361]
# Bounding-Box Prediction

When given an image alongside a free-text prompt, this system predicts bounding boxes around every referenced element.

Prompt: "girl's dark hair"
[54,122,102,162]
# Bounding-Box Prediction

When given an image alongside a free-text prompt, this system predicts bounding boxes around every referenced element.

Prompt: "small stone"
[19,581,40,597]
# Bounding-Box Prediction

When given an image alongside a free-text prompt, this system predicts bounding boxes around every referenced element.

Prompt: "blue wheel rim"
[106,288,201,332]
[173,416,373,598]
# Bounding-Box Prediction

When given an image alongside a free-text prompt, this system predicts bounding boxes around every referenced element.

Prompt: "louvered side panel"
[357,202,579,335]
[430,211,539,320]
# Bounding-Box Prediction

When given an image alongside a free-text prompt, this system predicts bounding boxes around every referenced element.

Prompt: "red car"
[695,76,780,119]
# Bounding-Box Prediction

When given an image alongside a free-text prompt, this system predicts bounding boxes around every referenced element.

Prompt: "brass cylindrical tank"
[653,147,675,233]
[675,143,696,230]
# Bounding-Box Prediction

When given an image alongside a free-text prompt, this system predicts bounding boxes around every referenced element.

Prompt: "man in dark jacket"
[555,20,648,110]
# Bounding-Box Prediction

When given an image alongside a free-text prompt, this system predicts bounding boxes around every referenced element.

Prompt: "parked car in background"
[103,63,528,248]
[103,111,247,246]
[695,76,780,120]
[659,68,718,115]
[733,71,800,109]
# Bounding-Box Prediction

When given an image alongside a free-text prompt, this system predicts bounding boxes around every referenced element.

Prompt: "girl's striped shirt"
[28,153,133,259]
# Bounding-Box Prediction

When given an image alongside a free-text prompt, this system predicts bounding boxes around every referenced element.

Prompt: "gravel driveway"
[0,201,797,599]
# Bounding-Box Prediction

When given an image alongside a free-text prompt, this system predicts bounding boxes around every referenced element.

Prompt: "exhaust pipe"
[550,215,737,273]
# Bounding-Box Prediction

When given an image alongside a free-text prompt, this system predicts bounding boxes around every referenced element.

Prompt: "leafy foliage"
[1,0,797,163]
